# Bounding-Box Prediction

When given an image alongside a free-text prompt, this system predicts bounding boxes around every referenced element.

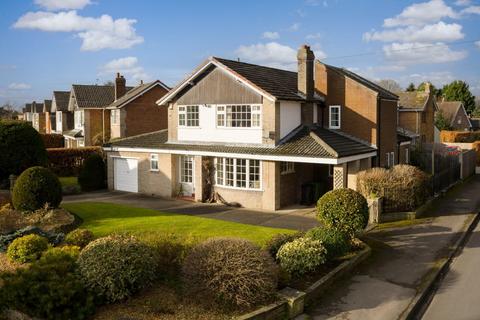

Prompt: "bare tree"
[376,79,402,93]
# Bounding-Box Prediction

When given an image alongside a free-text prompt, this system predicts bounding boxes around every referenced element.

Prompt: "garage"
[114,158,138,192]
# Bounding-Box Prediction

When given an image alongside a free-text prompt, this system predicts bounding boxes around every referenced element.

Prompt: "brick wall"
[85,109,110,146]
[379,99,398,167]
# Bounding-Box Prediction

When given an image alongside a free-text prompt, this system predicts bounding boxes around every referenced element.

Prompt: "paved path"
[63,191,319,231]
[422,218,480,320]
[305,176,480,320]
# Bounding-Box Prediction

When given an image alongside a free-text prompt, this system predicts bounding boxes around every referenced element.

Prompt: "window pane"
[226,158,234,186]
[181,156,193,183]
[249,160,260,189]
[216,158,224,185]
[236,159,246,188]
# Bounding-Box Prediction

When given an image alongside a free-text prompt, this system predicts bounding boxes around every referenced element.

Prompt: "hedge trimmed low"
[78,154,106,191]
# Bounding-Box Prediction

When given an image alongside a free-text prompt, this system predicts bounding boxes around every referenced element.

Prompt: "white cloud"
[364,21,464,43]
[461,6,480,14]
[403,71,455,87]
[383,0,458,27]
[262,31,280,40]
[13,10,143,51]
[8,83,31,90]
[289,23,300,31]
[383,42,468,64]
[455,0,471,6]
[34,0,91,11]
[306,33,322,40]
[235,42,326,71]
[99,57,149,82]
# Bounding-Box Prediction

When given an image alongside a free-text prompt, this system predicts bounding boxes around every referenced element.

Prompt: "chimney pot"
[115,72,126,100]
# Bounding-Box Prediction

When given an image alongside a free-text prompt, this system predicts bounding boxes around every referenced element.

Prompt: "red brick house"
[437,101,472,131]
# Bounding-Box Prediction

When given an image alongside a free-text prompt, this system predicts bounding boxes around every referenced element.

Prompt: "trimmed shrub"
[12,166,62,211]
[0,120,47,181]
[78,235,156,303]
[182,237,278,310]
[65,229,94,248]
[47,147,102,176]
[7,234,49,263]
[41,245,81,262]
[78,153,106,191]
[305,227,351,261]
[276,237,327,276]
[317,188,369,238]
[264,232,303,259]
[0,247,95,320]
[40,133,64,148]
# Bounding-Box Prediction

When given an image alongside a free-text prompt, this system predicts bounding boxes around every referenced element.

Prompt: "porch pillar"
[347,160,361,190]
[194,155,204,202]
[333,163,347,189]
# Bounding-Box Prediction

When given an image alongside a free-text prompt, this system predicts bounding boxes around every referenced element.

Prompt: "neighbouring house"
[43,99,54,133]
[437,101,472,131]
[31,101,45,133]
[104,45,400,211]
[22,105,32,122]
[397,83,438,144]
[52,90,74,135]
[108,77,170,139]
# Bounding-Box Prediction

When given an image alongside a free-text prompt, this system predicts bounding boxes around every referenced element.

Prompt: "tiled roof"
[437,101,462,125]
[25,103,32,113]
[107,126,376,159]
[213,57,313,101]
[398,91,429,110]
[43,100,52,113]
[108,80,170,109]
[53,91,70,111]
[71,85,134,109]
[397,127,420,139]
[31,102,44,113]
[397,130,412,143]
[326,65,399,100]
[63,129,83,138]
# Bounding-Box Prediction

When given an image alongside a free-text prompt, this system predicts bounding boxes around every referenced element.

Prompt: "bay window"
[216,105,261,128]
[178,105,199,127]
[215,158,261,190]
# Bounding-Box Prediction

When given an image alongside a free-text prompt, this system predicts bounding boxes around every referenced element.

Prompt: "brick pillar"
[347,160,361,190]
[333,163,347,189]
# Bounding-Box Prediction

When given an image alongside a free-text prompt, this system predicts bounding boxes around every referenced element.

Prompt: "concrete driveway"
[63,191,319,231]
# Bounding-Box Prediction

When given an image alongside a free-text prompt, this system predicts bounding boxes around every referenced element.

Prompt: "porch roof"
[63,129,83,138]
[106,125,376,160]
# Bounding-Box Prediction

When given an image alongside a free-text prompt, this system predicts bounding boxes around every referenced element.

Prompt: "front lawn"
[62,202,295,246]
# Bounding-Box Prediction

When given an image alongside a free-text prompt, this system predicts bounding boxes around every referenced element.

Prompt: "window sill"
[150,169,160,172]
[214,184,263,192]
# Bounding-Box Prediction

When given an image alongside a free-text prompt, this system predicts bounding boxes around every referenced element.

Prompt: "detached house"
[108,76,170,139]
[23,104,32,122]
[43,99,54,133]
[52,91,73,135]
[104,45,401,211]
[437,101,472,131]
[31,101,45,133]
[397,84,437,144]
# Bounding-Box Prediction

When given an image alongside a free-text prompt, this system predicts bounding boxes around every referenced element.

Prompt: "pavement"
[422,215,480,320]
[63,190,319,231]
[304,175,480,320]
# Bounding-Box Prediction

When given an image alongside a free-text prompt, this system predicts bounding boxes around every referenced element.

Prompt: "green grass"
[62,202,295,246]
[59,176,78,188]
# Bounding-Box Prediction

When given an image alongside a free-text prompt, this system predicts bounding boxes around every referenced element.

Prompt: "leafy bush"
[7,234,49,263]
[40,133,64,148]
[78,153,106,191]
[276,237,327,276]
[264,232,303,259]
[65,229,94,248]
[317,188,369,238]
[41,245,81,262]
[0,246,95,320]
[78,235,156,303]
[357,165,430,212]
[11,166,62,211]
[0,120,47,181]
[305,227,351,261]
[47,147,102,176]
[182,237,278,310]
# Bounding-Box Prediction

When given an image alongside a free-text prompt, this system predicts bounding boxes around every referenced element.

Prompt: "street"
[423,217,480,320]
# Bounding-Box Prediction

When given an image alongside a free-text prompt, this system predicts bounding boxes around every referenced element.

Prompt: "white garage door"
[114,158,138,193]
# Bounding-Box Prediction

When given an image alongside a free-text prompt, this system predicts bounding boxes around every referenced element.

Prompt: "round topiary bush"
[182,237,278,310]
[317,188,369,238]
[264,232,303,259]
[78,235,156,303]
[0,120,47,181]
[65,229,95,248]
[11,166,62,212]
[78,154,106,191]
[276,237,327,276]
[305,227,351,261]
[7,234,49,263]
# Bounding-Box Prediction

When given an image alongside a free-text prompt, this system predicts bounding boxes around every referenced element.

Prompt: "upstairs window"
[111,109,119,125]
[178,105,199,127]
[329,105,341,129]
[216,105,261,128]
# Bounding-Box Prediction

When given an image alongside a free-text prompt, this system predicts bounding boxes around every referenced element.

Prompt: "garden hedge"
[0,120,47,181]
[78,154,106,191]
[40,133,64,148]
[47,147,102,176]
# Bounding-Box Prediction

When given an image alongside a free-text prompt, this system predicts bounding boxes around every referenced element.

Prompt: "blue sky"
[1,0,479,109]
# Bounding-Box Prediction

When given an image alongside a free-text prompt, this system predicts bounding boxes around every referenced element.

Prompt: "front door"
[179,156,194,197]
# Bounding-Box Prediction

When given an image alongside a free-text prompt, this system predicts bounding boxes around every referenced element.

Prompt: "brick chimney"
[297,45,315,100]
[424,82,431,95]
[115,72,126,100]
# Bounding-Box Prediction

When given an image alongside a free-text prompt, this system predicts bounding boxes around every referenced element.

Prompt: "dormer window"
[329,105,341,129]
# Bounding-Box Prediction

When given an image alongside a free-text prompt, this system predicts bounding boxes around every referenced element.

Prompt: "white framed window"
[74,110,84,128]
[329,105,341,129]
[215,158,261,190]
[216,105,261,128]
[386,152,395,168]
[180,156,193,183]
[280,162,295,175]
[150,154,159,171]
[57,112,62,122]
[111,109,119,125]
[178,105,199,127]
[390,152,395,167]
[405,148,410,164]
